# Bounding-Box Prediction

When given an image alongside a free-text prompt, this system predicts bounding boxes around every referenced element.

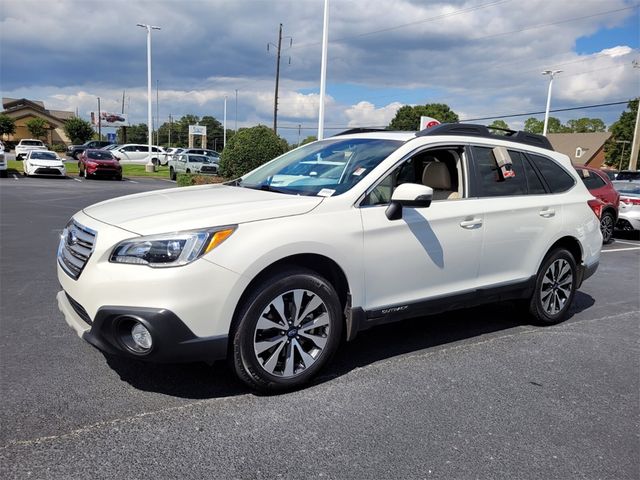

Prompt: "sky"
[1,0,639,144]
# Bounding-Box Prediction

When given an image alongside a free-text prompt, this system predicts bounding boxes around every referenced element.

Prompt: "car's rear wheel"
[170,167,176,181]
[600,211,614,244]
[529,248,577,325]
[231,268,343,392]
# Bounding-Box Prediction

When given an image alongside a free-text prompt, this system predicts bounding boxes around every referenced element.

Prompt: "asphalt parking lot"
[1,176,638,479]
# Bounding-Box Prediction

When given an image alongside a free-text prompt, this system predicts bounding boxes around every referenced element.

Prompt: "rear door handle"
[460,218,483,229]
[539,208,556,218]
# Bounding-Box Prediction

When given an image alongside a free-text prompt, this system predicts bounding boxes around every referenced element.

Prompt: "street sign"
[106,133,116,142]
[189,125,207,136]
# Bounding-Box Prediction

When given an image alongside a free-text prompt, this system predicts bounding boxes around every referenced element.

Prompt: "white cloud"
[344,101,403,127]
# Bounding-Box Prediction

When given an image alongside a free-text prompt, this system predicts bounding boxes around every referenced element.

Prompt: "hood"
[83,184,324,235]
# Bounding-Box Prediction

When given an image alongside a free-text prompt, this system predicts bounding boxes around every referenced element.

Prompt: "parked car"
[160,147,184,165]
[16,139,47,160]
[67,140,113,160]
[56,123,601,392]
[168,153,219,180]
[181,148,221,160]
[23,150,66,177]
[0,141,6,178]
[616,170,640,181]
[79,149,123,181]
[574,165,619,243]
[612,180,640,232]
[108,144,164,165]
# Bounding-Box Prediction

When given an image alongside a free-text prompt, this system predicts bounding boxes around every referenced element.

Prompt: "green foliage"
[118,124,149,144]
[0,114,16,137]
[300,135,317,146]
[64,117,94,144]
[565,117,606,133]
[219,125,288,179]
[388,103,459,130]
[25,118,50,140]
[604,98,639,170]
[488,120,510,135]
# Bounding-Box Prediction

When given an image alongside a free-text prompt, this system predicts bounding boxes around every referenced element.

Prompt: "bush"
[219,125,288,179]
[176,173,225,187]
[50,143,67,153]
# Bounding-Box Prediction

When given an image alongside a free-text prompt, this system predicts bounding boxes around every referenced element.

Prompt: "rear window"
[527,154,575,193]
[576,168,606,190]
[22,140,44,146]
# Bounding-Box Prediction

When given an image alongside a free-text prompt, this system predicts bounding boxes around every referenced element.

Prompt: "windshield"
[22,140,44,146]
[88,150,115,160]
[31,151,58,160]
[188,155,207,163]
[239,138,402,196]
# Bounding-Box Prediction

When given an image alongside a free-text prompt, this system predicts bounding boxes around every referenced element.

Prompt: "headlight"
[109,226,236,267]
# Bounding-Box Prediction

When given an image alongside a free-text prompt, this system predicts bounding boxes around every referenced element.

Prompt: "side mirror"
[385,183,433,220]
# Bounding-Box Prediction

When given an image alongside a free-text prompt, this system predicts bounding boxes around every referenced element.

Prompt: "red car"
[78,149,123,181]
[574,165,620,243]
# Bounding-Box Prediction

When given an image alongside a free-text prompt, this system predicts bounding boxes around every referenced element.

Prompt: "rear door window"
[471,146,528,197]
[527,154,575,193]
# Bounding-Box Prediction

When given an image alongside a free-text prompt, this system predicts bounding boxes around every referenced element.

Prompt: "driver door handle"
[460,218,483,229]
[539,208,556,218]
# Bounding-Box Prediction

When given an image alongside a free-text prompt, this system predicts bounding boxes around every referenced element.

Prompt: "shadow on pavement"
[103,292,595,399]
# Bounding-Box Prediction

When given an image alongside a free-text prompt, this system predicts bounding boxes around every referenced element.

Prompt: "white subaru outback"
[56,124,601,391]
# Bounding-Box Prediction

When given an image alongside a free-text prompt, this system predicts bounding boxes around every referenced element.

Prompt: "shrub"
[176,173,225,187]
[219,125,288,179]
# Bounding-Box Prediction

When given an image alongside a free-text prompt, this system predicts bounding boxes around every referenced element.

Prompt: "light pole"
[235,89,238,132]
[616,140,630,172]
[97,97,101,139]
[137,23,161,172]
[318,0,329,140]
[542,70,562,137]
[223,95,228,149]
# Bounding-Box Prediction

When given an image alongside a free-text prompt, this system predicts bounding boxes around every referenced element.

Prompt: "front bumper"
[57,291,228,362]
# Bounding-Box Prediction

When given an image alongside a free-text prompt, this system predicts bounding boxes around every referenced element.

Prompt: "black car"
[616,170,640,181]
[67,140,113,160]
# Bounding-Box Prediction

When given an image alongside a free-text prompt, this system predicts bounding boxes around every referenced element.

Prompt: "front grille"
[35,167,63,175]
[200,165,218,174]
[65,293,92,324]
[57,219,97,280]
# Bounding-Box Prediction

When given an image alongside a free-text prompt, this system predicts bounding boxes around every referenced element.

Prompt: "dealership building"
[2,98,76,146]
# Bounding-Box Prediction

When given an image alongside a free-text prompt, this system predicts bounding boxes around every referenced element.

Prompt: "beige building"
[2,98,76,146]
[547,132,611,168]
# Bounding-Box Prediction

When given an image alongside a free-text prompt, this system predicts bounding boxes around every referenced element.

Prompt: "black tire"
[186,169,191,174]
[0,170,7,178]
[152,158,159,166]
[600,211,614,244]
[78,164,84,177]
[231,268,343,392]
[528,248,577,325]
[170,167,176,181]
[115,175,122,181]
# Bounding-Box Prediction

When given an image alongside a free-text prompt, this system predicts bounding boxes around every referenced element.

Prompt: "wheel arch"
[229,253,351,337]
[547,236,583,265]
[601,205,618,222]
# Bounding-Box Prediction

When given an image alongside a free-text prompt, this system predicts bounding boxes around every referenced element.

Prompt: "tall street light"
[223,95,228,149]
[542,70,562,137]
[317,0,329,140]
[137,23,161,172]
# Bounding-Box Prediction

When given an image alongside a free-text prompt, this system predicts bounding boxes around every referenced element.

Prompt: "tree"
[300,135,317,146]
[565,117,606,133]
[219,125,288,178]
[523,116,569,134]
[488,119,510,135]
[604,98,639,170]
[118,123,148,144]
[388,103,459,130]
[26,118,50,140]
[0,114,16,139]
[64,117,94,144]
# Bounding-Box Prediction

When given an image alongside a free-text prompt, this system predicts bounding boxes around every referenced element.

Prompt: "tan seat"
[422,162,459,200]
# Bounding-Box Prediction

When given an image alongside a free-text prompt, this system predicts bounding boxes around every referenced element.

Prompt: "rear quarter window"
[576,168,606,190]
[528,154,575,193]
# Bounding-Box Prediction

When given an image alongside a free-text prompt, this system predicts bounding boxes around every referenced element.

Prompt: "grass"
[7,160,171,178]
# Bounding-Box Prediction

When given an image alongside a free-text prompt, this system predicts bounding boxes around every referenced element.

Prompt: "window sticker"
[353,167,366,176]
[317,188,336,197]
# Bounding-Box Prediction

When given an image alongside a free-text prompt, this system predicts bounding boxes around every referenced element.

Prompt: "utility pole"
[318,0,329,140]
[235,88,238,132]
[298,124,301,146]
[542,70,562,137]
[156,80,159,146]
[97,97,101,139]
[223,95,227,149]
[616,140,630,172]
[268,24,292,134]
[168,114,172,148]
[628,60,640,170]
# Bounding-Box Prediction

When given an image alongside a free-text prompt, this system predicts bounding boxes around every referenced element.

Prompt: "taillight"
[587,199,604,219]
[620,196,640,206]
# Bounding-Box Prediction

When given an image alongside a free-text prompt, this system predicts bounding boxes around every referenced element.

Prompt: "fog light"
[131,323,152,350]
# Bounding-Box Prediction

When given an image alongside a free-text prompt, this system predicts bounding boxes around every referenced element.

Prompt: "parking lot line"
[601,247,640,253]
[127,179,139,184]
[613,240,640,246]
[12,174,18,180]
[73,178,82,183]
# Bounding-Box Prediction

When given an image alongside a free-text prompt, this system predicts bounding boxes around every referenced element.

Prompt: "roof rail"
[415,123,554,151]
[332,128,388,137]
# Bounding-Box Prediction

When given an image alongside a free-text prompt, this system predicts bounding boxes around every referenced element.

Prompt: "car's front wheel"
[529,248,577,325]
[231,268,343,392]
[600,211,615,244]
[170,167,176,181]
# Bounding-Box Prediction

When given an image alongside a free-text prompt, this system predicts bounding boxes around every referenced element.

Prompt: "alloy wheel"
[253,289,330,378]
[540,258,573,315]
